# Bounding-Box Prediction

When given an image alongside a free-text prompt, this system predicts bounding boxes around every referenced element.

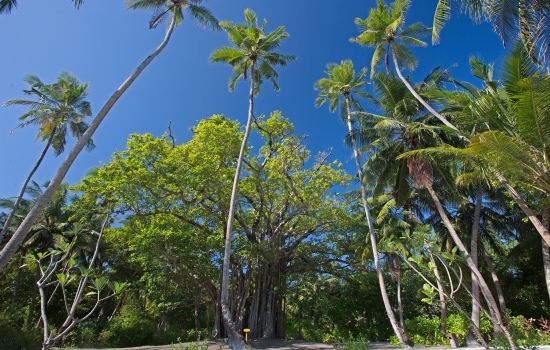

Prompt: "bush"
[0,322,41,349]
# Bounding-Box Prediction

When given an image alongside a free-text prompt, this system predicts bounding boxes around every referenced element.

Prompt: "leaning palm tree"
[0,0,219,272]
[351,0,460,133]
[210,8,295,348]
[314,60,413,348]
[432,0,550,69]
[1,72,93,245]
[0,0,83,14]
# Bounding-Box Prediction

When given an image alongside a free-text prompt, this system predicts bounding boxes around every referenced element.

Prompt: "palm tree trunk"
[466,184,482,346]
[0,15,177,273]
[542,202,550,300]
[391,49,459,132]
[220,64,255,350]
[427,249,447,335]
[494,171,550,247]
[397,270,404,329]
[425,183,516,349]
[481,246,507,312]
[0,129,55,244]
[344,94,413,348]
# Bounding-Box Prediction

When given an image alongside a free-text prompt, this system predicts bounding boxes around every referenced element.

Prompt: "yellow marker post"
[243,328,250,343]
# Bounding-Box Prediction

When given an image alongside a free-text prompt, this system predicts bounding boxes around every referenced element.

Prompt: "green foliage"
[97,314,182,347]
[0,319,41,349]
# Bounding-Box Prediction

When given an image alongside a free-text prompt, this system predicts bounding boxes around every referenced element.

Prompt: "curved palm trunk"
[425,184,516,349]
[344,95,413,348]
[0,16,177,273]
[220,64,255,350]
[391,49,459,132]
[0,128,55,244]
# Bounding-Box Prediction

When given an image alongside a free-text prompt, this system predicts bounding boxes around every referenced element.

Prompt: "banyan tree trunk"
[247,261,285,339]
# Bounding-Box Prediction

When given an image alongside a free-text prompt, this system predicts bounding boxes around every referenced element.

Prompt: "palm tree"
[314,60,413,348]
[0,0,219,273]
[0,0,83,14]
[358,68,516,345]
[210,8,295,348]
[351,0,460,133]
[432,0,550,69]
[358,70,459,336]
[1,72,93,246]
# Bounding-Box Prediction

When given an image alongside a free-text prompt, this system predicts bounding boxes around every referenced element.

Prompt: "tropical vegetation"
[2,0,550,349]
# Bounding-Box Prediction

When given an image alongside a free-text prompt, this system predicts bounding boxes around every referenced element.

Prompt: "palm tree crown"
[5,72,94,156]
[210,8,296,94]
[314,60,370,115]
[432,0,550,69]
[351,0,431,78]
[127,0,220,30]
[0,0,84,15]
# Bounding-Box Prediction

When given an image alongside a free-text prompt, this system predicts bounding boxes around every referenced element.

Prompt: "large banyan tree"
[73,112,355,339]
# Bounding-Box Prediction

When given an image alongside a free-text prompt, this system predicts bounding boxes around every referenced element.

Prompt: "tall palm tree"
[0,0,219,273]
[357,67,515,345]
[0,0,84,14]
[314,60,413,348]
[351,0,460,133]
[1,72,93,245]
[432,0,550,69]
[210,8,295,348]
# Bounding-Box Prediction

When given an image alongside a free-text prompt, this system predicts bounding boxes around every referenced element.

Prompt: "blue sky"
[0,0,506,200]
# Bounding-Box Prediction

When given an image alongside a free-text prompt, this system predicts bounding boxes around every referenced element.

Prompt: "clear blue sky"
[0,0,505,200]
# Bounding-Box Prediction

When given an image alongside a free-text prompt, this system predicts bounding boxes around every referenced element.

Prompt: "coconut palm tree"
[431,0,550,69]
[0,0,83,14]
[359,69,516,346]
[351,0,461,133]
[1,72,93,246]
[0,0,219,273]
[210,8,295,348]
[314,60,413,348]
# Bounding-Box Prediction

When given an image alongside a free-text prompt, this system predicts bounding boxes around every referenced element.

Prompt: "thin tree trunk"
[397,270,404,329]
[467,185,483,346]
[495,171,550,247]
[543,202,550,300]
[0,15,177,273]
[425,184,516,349]
[221,64,255,350]
[391,49,459,132]
[344,94,413,348]
[26,266,40,330]
[54,214,109,344]
[0,130,55,244]
[195,286,201,340]
[482,247,507,312]
[427,249,447,334]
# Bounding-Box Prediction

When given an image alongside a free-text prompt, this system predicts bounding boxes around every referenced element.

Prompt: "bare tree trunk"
[26,266,40,330]
[397,270,404,329]
[543,202,550,300]
[466,185,483,346]
[0,14,177,273]
[344,95,413,348]
[482,247,507,312]
[426,184,515,349]
[195,286,201,340]
[428,249,447,334]
[220,64,255,350]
